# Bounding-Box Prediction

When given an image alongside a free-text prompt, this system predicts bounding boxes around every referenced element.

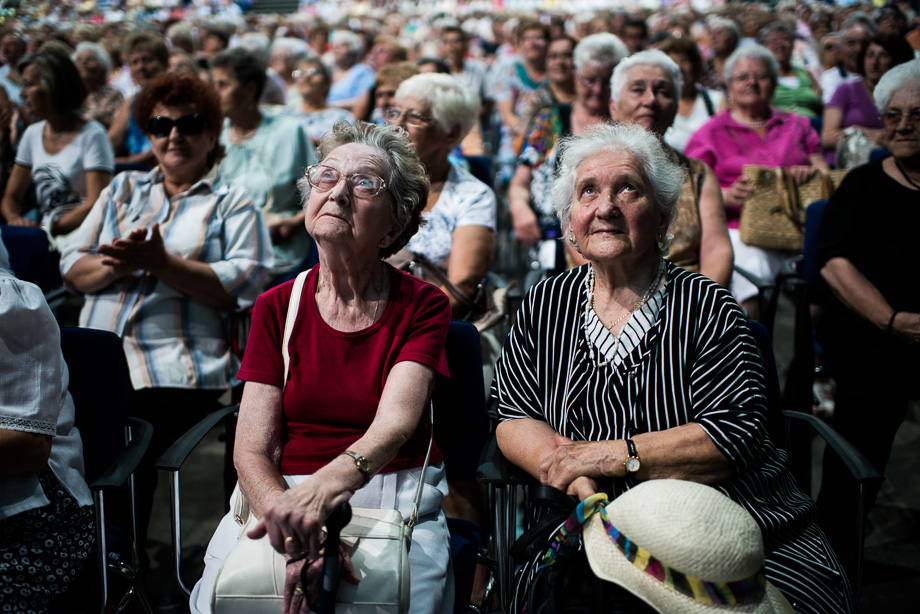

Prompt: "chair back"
[802,200,831,304]
[433,320,488,481]
[60,328,133,482]
[463,155,493,188]
[0,225,54,291]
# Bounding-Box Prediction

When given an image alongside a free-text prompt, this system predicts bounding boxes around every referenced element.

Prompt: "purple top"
[825,80,883,166]
[685,108,822,227]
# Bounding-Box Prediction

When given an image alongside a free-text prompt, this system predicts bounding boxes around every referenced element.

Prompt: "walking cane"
[318,502,352,614]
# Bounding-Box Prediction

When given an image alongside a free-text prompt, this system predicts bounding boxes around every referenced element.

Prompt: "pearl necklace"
[589,260,665,336]
[730,111,768,128]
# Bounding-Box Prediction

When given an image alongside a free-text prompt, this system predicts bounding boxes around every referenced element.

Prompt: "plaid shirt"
[60,167,273,391]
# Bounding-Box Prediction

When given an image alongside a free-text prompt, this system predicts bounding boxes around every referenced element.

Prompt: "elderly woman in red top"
[191,121,453,614]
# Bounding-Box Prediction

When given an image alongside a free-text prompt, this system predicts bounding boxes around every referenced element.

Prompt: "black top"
[818,160,920,313]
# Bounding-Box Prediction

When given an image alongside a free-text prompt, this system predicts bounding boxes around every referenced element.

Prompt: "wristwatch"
[340,450,371,485]
[623,439,641,474]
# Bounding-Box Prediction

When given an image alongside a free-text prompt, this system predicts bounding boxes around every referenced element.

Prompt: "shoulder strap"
[698,85,715,116]
[282,269,311,389]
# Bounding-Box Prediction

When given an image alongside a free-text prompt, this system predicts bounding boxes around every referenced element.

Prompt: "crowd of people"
[1,0,918,612]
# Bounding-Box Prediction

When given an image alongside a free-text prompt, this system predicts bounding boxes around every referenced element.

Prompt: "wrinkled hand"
[96,223,169,277]
[892,312,920,344]
[283,545,359,614]
[725,177,753,206]
[539,433,619,496]
[5,216,37,227]
[787,165,817,186]
[510,203,542,246]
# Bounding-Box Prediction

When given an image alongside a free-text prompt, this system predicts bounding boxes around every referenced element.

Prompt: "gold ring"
[294,587,304,595]
[285,536,297,544]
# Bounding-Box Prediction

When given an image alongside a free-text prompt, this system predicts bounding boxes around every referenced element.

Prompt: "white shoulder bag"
[212,269,435,614]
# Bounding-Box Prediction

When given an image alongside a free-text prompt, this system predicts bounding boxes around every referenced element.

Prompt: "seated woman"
[820,34,914,167]
[282,57,355,145]
[59,72,273,551]
[210,48,316,280]
[386,73,496,315]
[493,123,854,614]
[0,45,114,245]
[0,267,94,613]
[327,30,376,121]
[606,50,733,288]
[514,34,577,143]
[73,41,124,129]
[509,33,627,266]
[762,22,822,119]
[660,36,724,153]
[685,45,827,318]
[107,31,168,169]
[816,60,920,561]
[190,121,453,614]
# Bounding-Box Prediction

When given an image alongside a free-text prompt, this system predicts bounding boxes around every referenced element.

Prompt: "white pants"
[190,463,453,614]
[729,228,787,304]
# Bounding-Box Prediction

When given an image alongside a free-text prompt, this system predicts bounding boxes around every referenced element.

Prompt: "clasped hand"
[96,222,169,278]
[247,480,359,614]
[539,433,624,501]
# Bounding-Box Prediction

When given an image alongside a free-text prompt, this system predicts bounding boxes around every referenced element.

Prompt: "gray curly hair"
[552,123,684,257]
[298,121,429,259]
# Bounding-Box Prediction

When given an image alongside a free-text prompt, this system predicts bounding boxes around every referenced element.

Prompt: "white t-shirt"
[406,160,496,272]
[664,89,724,153]
[14,119,115,220]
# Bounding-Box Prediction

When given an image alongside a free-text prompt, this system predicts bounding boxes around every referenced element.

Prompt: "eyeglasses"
[882,109,920,128]
[292,67,320,81]
[147,114,206,138]
[731,72,772,83]
[577,74,609,90]
[304,164,388,198]
[384,107,433,128]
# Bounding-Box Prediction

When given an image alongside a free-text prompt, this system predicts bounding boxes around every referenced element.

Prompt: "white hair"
[707,16,741,39]
[723,45,779,85]
[271,37,310,63]
[239,32,271,66]
[573,33,628,72]
[72,41,113,81]
[610,49,682,103]
[330,29,364,55]
[395,73,480,148]
[552,123,683,257]
[874,59,920,112]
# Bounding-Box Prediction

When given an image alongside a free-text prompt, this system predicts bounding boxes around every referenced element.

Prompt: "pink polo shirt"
[685,108,822,228]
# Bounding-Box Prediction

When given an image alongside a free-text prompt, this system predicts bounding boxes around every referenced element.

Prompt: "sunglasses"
[147,114,206,138]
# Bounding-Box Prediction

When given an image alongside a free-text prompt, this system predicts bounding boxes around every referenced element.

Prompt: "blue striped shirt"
[60,167,273,391]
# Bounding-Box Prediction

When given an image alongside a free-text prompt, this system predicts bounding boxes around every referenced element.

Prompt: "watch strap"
[340,450,370,485]
[626,439,639,459]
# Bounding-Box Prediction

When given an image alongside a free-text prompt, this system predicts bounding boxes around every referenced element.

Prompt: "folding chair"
[57,327,154,614]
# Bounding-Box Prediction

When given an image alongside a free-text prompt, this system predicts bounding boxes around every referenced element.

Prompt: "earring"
[567,231,579,249]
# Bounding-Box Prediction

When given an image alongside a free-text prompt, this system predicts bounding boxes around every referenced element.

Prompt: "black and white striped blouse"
[492,262,854,614]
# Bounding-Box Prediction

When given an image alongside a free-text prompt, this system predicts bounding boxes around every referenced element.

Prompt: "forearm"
[0,429,52,477]
[151,254,238,310]
[236,449,288,520]
[64,254,125,293]
[822,257,896,330]
[631,424,733,483]
[496,100,517,135]
[496,418,559,479]
[52,200,95,235]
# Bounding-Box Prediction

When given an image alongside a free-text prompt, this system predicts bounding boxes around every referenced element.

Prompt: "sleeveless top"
[771,66,821,118]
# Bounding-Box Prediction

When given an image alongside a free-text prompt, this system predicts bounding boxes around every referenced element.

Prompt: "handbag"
[738,165,847,251]
[212,269,435,614]
[835,127,874,170]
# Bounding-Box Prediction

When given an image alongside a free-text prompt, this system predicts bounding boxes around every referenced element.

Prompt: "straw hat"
[583,480,793,614]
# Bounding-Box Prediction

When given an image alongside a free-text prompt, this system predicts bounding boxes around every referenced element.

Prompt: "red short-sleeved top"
[238,264,451,474]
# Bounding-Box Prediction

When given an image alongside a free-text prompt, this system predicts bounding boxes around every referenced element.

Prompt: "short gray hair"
[552,123,683,257]
[73,41,112,81]
[724,45,779,86]
[299,121,429,259]
[394,73,480,148]
[873,59,920,112]
[330,30,364,55]
[610,50,682,103]
[270,37,310,64]
[573,32,628,72]
[707,16,741,39]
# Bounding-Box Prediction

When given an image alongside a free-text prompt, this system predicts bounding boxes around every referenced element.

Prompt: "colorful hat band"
[540,493,768,607]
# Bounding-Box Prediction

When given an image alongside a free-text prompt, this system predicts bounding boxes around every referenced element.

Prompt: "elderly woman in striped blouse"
[492,123,854,614]
[59,73,273,552]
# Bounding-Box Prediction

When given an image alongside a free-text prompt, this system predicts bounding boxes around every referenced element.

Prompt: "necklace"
[589,260,665,335]
[730,111,768,128]
[894,159,920,190]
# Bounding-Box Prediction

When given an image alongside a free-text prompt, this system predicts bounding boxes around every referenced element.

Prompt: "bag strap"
[281,266,434,533]
[410,252,485,315]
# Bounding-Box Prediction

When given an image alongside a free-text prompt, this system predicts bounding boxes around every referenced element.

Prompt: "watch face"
[357,458,369,472]
[625,457,640,473]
